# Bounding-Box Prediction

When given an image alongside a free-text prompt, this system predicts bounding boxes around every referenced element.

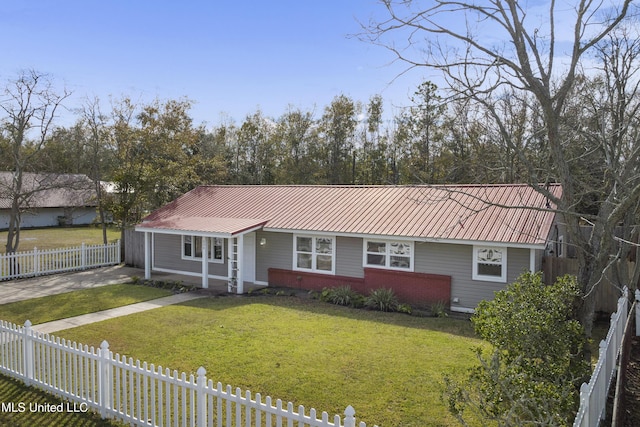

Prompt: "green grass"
[0,284,173,325]
[59,296,482,427]
[0,373,125,426]
[0,226,121,252]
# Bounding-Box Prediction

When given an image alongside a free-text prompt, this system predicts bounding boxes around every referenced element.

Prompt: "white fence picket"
[0,241,121,281]
[573,287,629,427]
[0,320,374,427]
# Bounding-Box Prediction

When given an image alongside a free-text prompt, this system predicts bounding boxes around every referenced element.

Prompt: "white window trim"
[363,239,414,272]
[472,246,507,283]
[181,235,225,263]
[293,234,336,275]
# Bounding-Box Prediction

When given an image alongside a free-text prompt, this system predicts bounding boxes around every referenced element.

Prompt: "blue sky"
[0,1,433,128]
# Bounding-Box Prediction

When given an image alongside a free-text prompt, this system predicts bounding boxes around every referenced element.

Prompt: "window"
[182,236,224,263]
[364,240,413,271]
[294,235,335,274]
[473,246,507,282]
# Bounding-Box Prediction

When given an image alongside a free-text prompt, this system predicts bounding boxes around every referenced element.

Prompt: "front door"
[243,232,256,284]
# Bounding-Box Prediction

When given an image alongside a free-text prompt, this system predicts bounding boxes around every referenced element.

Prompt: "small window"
[183,235,193,257]
[182,235,225,263]
[473,246,507,282]
[211,237,224,263]
[294,235,335,274]
[364,240,413,271]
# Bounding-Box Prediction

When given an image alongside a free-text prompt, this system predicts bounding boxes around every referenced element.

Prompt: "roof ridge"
[196,183,559,189]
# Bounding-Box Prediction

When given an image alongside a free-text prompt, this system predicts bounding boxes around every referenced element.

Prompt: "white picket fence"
[0,319,375,427]
[573,287,629,427]
[0,240,121,281]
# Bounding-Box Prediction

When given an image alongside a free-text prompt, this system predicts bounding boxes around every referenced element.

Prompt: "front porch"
[143,269,267,294]
[135,217,269,295]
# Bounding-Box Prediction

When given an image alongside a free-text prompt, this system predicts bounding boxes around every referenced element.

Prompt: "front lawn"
[0,284,173,325]
[59,295,482,427]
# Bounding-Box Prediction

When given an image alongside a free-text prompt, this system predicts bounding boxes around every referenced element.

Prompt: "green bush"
[443,272,589,426]
[365,288,399,312]
[320,285,365,308]
[397,303,412,314]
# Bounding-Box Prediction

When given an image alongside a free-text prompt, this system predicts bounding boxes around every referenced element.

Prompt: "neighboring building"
[135,184,561,313]
[0,172,98,229]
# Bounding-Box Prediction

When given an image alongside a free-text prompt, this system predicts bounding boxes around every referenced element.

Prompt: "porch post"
[144,232,151,280]
[529,248,536,272]
[236,234,244,294]
[227,238,234,292]
[201,236,209,289]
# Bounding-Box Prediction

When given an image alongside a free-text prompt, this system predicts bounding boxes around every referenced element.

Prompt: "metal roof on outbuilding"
[139,184,561,247]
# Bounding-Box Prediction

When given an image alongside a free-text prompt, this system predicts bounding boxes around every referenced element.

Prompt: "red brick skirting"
[268,268,451,307]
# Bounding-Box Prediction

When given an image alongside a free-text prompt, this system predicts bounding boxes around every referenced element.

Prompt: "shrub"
[443,272,589,426]
[321,285,365,308]
[397,303,412,315]
[365,288,399,312]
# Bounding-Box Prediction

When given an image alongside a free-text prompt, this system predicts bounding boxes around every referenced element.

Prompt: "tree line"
[0,73,559,236]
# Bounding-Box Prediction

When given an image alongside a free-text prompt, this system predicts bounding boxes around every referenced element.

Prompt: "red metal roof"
[138,184,561,246]
[137,216,268,236]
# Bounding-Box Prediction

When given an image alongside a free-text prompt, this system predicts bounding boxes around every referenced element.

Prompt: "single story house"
[135,184,561,313]
[0,172,98,229]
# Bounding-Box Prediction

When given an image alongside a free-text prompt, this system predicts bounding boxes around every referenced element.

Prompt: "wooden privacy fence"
[0,320,375,427]
[0,241,121,281]
[573,287,629,427]
[543,256,623,313]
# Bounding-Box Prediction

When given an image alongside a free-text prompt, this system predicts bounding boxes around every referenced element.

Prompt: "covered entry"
[135,216,268,293]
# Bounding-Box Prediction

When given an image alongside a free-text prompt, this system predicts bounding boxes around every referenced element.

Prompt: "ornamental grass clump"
[320,285,365,308]
[365,288,399,312]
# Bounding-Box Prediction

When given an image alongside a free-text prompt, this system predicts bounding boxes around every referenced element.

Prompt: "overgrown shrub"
[321,285,365,308]
[365,288,399,312]
[443,272,589,426]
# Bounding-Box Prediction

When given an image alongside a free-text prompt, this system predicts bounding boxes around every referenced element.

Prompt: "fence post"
[197,366,207,427]
[344,406,356,427]
[33,247,39,277]
[81,243,87,270]
[636,289,640,337]
[23,320,34,386]
[99,340,111,418]
[116,239,121,264]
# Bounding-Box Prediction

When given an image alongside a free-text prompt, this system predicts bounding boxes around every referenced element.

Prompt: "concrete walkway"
[32,292,206,334]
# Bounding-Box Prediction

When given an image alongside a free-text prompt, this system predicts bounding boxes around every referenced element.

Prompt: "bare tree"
[81,97,113,244]
[362,0,636,339]
[0,70,70,254]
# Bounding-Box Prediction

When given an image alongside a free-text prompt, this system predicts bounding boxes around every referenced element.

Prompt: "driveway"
[0,264,144,304]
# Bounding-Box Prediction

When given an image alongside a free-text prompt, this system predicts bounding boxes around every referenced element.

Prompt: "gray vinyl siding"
[256,233,364,281]
[336,236,364,278]
[255,231,292,282]
[415,242,532,310]
[153,229,535,310]
[153,233,228,276]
